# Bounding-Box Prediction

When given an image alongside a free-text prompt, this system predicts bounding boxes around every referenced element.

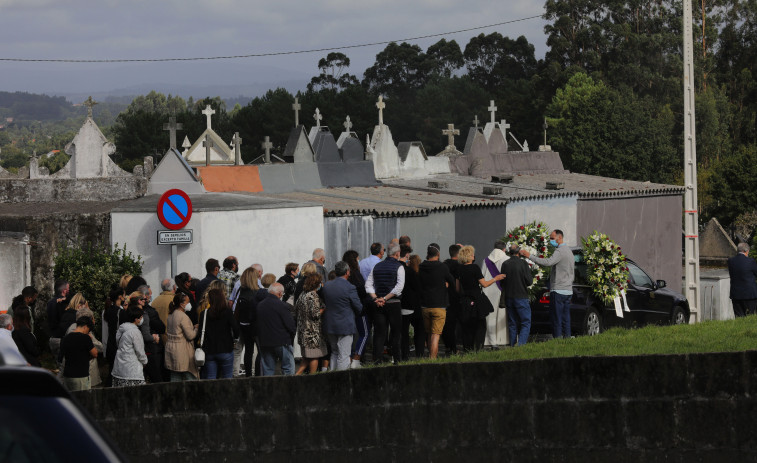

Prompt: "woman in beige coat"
[164,293,199,381]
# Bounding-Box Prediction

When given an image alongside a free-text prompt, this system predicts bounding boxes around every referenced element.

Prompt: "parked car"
[0,343,125,462]
[530,249,690,336]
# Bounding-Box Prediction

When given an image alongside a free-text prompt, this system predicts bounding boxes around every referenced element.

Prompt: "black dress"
[457,264,487,352]
[12,327,40,366]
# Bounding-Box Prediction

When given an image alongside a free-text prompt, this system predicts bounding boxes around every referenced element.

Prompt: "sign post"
[156,189,193,279]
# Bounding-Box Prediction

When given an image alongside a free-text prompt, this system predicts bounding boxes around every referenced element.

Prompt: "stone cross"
[202,105,216,130]
[163,116,183,150]
[232,132,243,165]
[83,96,98,118]
[543,118,549,147]
[292,97,301,127]
[442,124,460,149]
[473,115,479,128]
[314,108,322,129]
[376,95,386,125]
[500,119,511,140]
[203,135,214,167]
[261,136,273,164]
[488,100,497,124]
[343,115,353,132]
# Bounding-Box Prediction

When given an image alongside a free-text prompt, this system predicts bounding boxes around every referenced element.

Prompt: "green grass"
[392,316,757,366]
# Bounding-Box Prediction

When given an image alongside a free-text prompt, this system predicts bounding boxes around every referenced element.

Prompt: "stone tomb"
[183,106,235,166]
[148,148,206,196]
[282,125,315,163]
[52,117,130,179]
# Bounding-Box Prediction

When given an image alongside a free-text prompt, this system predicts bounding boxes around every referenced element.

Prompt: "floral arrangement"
[503,221,552,298]
[581,231,630,305]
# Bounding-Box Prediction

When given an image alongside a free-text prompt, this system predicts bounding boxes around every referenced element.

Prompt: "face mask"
[137,317,144,326]
[549,239,558,247]
[184,303,192,312]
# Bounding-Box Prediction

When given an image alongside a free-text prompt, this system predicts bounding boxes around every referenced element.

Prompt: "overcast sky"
[0,0,549,97]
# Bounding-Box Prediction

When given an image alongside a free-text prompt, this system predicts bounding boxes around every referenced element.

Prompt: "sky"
[0,0,549,98]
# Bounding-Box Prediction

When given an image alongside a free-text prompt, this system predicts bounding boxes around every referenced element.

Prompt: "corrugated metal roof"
[257,185,507,218]
[384,172,683,201]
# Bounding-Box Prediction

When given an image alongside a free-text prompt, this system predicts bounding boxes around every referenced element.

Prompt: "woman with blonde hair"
[235,267,262,377]
[295,274,327,375]
[165,292,199,381]
[64,306,103,387]
[119,274,133,291]
[293,261,318,303]
[55,293,87,344]
[197,280,228,316]
[457,245,504,352]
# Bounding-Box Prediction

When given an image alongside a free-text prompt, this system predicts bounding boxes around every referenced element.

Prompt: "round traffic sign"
[157,189,193,230]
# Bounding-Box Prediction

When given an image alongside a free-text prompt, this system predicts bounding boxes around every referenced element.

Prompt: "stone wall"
[75,351,757,462]
[0,177,147,203]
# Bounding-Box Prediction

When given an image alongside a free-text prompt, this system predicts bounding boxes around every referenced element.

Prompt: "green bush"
[53,243,143,324]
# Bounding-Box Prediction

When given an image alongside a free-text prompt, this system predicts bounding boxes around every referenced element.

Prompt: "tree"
[464,33,537,90]
[363,42,429,96]
[708,143,757,226]
[426,39,464,79]
[124,91,186,115]
[307,53,359,92]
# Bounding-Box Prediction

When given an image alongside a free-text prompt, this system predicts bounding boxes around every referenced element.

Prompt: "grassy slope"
[395,316,757,366]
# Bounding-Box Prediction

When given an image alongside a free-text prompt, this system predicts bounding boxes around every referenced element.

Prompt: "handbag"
[194,309,208,367]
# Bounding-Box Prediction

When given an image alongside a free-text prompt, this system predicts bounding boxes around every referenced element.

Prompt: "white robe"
[481,248,509,346]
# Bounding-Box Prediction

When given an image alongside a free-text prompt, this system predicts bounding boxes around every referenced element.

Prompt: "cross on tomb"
[344,115,353,132]
[488,100,497,124]
[232,132,243,165]
[202,105,216,130]
[203,135,214,166]
[442,124,460,149]
[292,97,301,127]
[83,96,98,118]
[314,108,323,129]
[376,95,386,125]
[261,136,273,164]
[163,116,183,150]
[473,115,480,128]
[500,119,511,140]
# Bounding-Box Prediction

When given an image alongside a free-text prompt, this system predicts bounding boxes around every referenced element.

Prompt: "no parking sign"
[157,189,192,230]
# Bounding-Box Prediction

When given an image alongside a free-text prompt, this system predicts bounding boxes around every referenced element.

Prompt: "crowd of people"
[0,231,578,390]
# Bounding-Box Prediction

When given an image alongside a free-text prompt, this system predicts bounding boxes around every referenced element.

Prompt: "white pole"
[683,0,700,323]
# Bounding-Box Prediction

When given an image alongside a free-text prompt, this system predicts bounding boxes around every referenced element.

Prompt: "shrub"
[53,243,143,324]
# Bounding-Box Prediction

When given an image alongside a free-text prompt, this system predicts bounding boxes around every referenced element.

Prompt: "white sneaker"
[350,359,362,369]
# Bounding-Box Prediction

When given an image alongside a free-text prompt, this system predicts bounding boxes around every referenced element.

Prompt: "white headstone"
[202,105,216,130]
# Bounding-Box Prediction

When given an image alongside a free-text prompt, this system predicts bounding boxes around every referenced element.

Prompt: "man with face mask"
[0,313,26,364]
[520,229,575,339]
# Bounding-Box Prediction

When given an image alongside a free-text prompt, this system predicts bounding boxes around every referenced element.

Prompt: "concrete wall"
[76,351,757,462]
[323,216,402,267]
[112,206,324,287]
[577,195,682,288]
[0,177,147,203]
[0,232,30,312]
[506,197,578,245]
[399,212,456,255]
[455,206,508,258]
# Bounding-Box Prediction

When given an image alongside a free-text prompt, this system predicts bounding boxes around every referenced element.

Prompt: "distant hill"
[0,91,75,121]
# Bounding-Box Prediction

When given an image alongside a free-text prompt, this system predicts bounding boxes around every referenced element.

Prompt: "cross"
[292,97,301,127]
[500,119,511,140]
[163,116,183,150]
[261,136,273,164]
[232,132,243,165]
[83,96,98,118]
[314,108,322,129]
[343,115,353,132]
[488,100,497,124]
[202,105,216,130]
[442,124,460,149]
[473,115,479,128]
[543,118,549,147]
[376,95,386,125]
[203,134,214,166]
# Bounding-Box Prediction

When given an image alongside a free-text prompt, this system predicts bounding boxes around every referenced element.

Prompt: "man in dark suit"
[728,242,757,317]
[195,258,220,300]
[322,261,363,371]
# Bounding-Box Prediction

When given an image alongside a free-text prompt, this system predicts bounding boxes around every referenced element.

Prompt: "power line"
[0,15,542,64]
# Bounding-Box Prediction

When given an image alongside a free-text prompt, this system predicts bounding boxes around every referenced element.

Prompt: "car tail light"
[539,292,550,304]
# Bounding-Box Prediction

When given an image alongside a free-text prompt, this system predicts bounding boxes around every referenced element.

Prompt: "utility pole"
[683,0,700,323]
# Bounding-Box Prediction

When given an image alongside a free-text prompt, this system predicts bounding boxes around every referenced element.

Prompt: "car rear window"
[0,396,120,462]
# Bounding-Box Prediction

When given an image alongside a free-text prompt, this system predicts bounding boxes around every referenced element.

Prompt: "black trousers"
[442,305,459,354]
[239,324,256,377]
[373,302,402,364]
[144,345,164,383]
[732,299,757,317]
[401,313,426,360]
[461,318,486,352]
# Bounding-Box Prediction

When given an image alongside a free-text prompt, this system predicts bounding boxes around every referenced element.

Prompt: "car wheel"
[671,305,688,325]
[583,307,602,336]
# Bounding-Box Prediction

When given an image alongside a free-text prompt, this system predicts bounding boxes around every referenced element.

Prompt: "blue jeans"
[550,292,572,338]
[204,352,234,379]
[506,298,531,346]
[260,345,295,376]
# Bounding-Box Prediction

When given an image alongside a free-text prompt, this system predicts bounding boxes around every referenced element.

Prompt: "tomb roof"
[112,192,313,213]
